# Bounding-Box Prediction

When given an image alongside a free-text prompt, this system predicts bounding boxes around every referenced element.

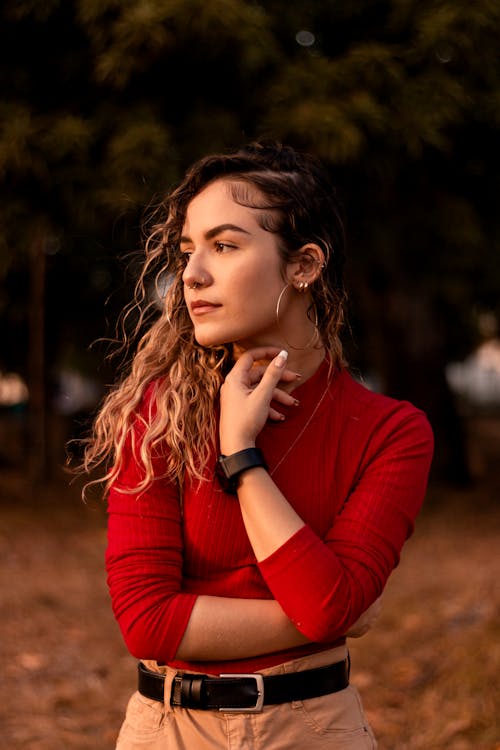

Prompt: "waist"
[139,645,350,712]
[164,639,346,676]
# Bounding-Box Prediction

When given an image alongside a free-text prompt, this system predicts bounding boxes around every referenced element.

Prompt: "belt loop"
[163,667,177,716]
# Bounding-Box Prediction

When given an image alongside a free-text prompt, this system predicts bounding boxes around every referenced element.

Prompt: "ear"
[287,243,326,290]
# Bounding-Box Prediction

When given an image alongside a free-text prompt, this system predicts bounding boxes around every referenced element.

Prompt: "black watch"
[215,448,268,495]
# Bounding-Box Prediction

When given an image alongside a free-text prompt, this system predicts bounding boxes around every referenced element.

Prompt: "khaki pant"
[115,645,377,749]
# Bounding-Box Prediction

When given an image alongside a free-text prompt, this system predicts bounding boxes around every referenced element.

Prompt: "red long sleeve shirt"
[106,360,433,674]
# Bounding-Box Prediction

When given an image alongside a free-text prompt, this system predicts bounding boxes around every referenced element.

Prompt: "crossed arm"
[107,349,431,663]
[176,591,381,662]
[177,349,382,660]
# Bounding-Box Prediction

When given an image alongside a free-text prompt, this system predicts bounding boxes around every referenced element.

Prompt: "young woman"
[84,142,433,749]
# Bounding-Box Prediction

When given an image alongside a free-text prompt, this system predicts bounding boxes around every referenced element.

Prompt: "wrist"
[219,440,255,456]
[216,447,267,495]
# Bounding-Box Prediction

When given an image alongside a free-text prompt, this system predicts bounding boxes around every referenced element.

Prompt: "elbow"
[107,586,162,660]
[293,612,351,643]
[116,614,174,662]
[120,627,148,661]
[107,581,195,663]
[114,609,160,661]
[292,595,366,643]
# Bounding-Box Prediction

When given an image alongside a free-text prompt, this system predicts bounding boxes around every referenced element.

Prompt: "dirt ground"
[1,417,500,750]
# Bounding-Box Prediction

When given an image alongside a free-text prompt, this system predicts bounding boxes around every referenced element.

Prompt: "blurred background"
[1,1,499,749]
[1,0,500,484]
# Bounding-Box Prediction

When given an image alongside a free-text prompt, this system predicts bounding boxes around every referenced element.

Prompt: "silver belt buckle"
[218,673,264,713]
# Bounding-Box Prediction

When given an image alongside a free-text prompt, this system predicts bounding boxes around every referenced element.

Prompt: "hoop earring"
[275,284,320,350]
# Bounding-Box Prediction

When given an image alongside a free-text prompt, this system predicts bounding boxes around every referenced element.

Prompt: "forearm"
[235,469,378,642]
[175,595,310,661]
[236,466,305,561]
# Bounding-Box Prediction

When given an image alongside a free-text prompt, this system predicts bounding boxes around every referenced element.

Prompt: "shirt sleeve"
[105,390,197,662]
[258,405,434,642]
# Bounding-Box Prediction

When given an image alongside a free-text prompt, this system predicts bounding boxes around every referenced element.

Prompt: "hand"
[219,348,299,455]
[345,596,383,638]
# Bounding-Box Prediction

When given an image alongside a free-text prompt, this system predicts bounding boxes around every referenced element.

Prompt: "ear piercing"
[296,281,309,292]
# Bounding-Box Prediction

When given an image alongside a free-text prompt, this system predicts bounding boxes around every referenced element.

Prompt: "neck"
[232,342,326,391]
[283,345,326,385]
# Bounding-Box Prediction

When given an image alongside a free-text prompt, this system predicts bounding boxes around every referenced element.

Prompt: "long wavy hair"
[82,141,347,495]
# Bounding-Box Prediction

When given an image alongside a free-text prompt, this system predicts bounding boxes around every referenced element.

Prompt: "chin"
[193,330,229,348]
[193,324,276,350]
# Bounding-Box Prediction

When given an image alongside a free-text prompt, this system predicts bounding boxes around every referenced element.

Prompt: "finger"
[278,368,302,384]
[253,366,300,387]
[272,387,300,407]
[247,365,267,385]
[248,366,300,389]
[254,350,290,402]
[230,347,282,378]
[268,406,286,421]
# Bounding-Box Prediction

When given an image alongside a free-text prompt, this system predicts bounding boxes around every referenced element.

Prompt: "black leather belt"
[138,658,349,713]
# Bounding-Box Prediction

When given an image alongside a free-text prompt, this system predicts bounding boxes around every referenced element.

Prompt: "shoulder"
[133,378,166,423]
[337,368,428,421]
[142,378,164,407]
[110,378,169,490]
[336,369,434,452]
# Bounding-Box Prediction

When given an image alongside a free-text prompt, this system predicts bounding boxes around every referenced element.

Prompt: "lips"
[190,300,222,315]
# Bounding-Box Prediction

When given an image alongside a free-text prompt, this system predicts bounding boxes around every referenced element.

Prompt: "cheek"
[233,277,281,318]
[232,259,284,296]
[235,278,284,331]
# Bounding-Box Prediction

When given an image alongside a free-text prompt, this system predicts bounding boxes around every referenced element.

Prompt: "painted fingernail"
[275,349,288,368]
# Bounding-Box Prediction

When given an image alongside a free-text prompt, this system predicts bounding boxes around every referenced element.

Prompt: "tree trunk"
[361,286,471,485]
[28,229,47,485]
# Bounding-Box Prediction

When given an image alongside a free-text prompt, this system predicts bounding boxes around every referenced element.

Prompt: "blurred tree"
[262,0,500,481]
[0,0,499,482]
[0,0,275,478]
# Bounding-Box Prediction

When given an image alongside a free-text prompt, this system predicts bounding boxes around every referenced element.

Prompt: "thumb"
[273,349,289,370]
[259,349,289,394]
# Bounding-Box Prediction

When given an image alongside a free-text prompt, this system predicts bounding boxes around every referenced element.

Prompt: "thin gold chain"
[270,385,329,476]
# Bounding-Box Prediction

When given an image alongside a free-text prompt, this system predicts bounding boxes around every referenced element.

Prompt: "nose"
[182,250,212,290]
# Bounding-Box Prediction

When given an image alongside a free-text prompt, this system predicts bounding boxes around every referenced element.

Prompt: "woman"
[84,142,433,749]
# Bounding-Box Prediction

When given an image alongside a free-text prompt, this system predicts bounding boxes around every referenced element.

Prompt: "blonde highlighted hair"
[82,141,347,495]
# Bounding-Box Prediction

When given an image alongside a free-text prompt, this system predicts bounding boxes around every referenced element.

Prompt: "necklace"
[270,383,330,476]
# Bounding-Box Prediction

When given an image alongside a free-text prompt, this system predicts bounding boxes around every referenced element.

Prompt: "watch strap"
[216,448,268,494]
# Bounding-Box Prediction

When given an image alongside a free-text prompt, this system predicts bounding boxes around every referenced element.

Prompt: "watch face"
[215,449,267,495]
[217,455,233,479]
[215,459,237,495]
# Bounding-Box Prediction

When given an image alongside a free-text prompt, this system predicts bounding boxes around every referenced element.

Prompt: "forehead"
[183,179,264,230]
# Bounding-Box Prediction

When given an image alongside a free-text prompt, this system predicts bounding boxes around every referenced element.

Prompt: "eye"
[214,241,236,252]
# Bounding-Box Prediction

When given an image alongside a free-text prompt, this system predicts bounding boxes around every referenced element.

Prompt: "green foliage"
[0,0,499,384]
[77,0,274,88]
[97,110,177,210]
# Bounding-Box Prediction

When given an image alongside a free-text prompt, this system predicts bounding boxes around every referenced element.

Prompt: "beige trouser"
[115,645,377,749]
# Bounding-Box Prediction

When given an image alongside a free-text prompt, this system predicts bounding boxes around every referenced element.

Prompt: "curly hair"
[82,141,347,495]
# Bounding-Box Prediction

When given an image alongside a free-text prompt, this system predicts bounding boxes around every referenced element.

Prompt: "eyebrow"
[180,223,251,244]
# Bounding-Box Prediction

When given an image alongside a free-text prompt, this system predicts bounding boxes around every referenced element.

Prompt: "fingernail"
[293,399,300,406]
[275,349,288,368]
[295,372,302,379]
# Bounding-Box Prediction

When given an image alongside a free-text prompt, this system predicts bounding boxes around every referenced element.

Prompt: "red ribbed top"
[106,361,433,674]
